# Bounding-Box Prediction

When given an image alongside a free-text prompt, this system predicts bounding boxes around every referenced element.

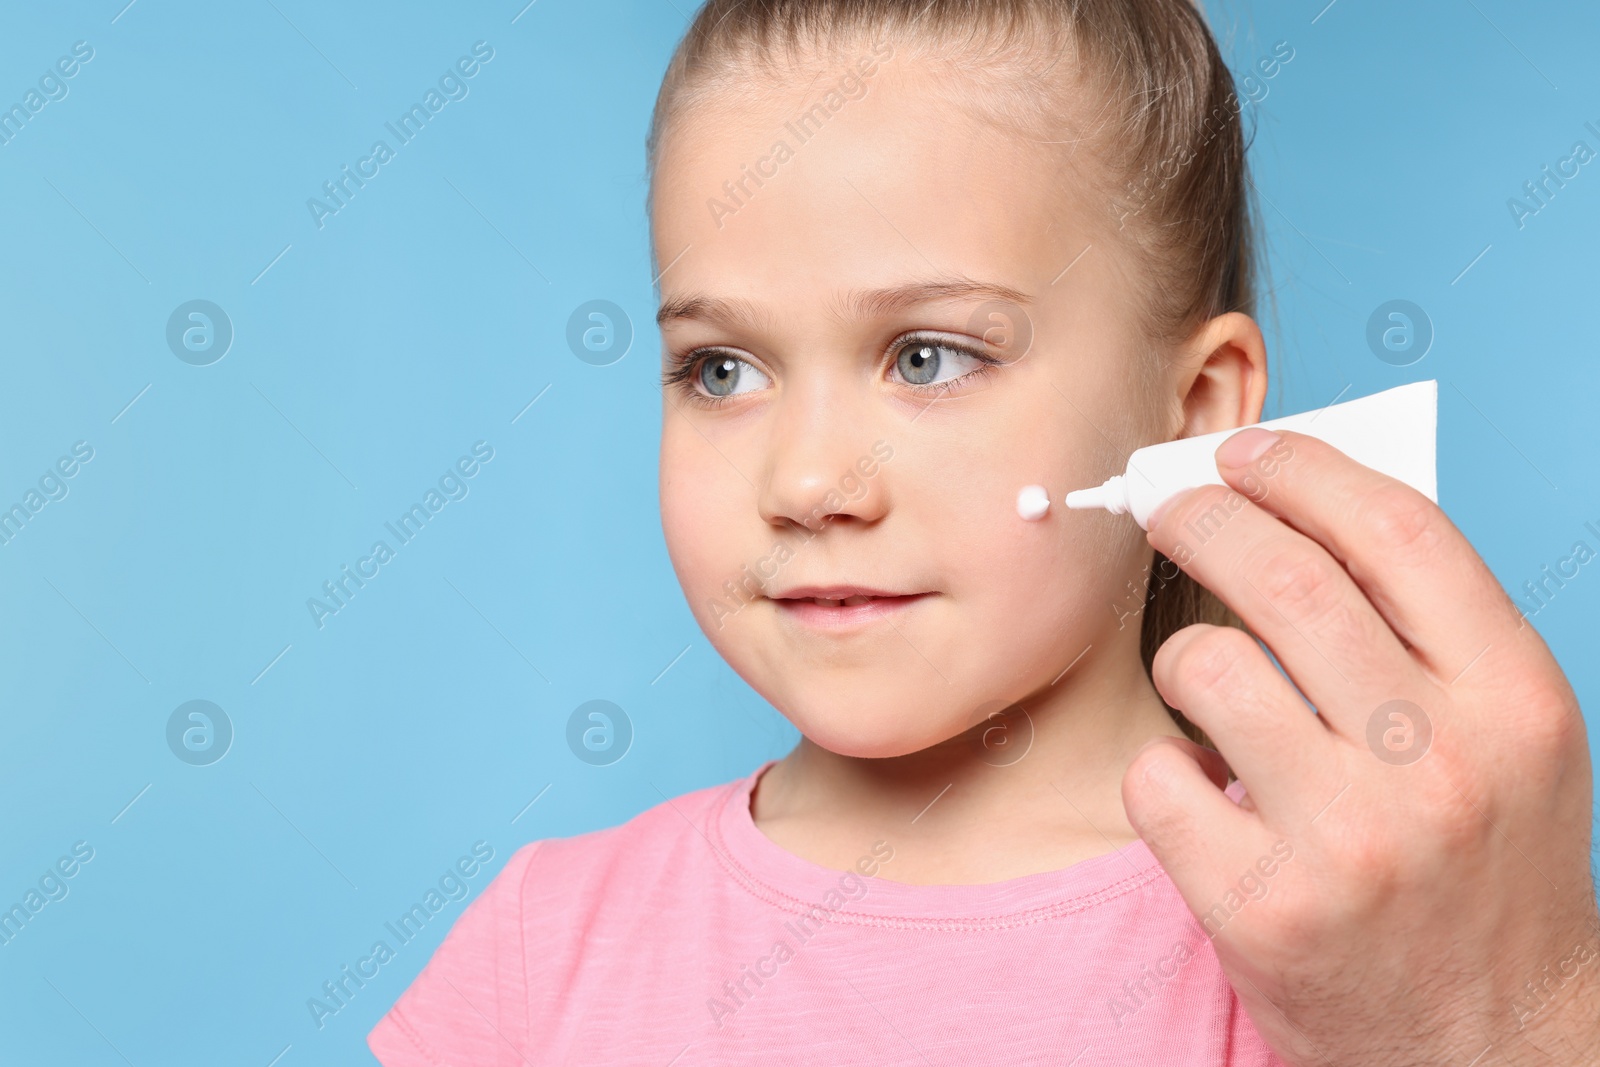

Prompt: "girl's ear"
[1173,311,1268,438]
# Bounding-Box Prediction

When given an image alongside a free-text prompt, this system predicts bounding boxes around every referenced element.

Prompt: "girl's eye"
[696,354,772,399]
[890,338,992,388]
[663,335,998,407]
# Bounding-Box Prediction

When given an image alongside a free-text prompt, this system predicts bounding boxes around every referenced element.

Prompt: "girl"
[372,0,1289,1061]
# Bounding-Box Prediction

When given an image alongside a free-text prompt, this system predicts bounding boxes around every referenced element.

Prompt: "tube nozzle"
[1064,475,1129,515]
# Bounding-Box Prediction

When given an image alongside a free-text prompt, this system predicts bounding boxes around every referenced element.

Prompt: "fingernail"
[1215,427,1280,469]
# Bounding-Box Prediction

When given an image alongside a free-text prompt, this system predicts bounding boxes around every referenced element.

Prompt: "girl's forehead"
[652,81,1099,265]
[644,53,1132,342]
[649,211,1060,320]
[653,59,1071,183]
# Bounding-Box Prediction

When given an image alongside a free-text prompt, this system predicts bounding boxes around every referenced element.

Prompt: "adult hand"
[1122,426,1600,1067]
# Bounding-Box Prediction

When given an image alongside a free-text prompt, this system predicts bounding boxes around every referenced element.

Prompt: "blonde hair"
[646,0,1267,746]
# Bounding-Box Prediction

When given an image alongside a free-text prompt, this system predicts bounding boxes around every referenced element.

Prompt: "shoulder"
[506,773,736,896]
[367,771,749,1065]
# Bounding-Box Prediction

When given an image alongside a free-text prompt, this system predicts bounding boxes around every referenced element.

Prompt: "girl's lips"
[770,592,933,628]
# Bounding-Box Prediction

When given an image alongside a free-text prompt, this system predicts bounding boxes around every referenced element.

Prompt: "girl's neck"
[749,649,1188,885]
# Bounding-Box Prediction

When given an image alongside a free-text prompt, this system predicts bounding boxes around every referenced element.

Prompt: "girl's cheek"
[680,513,765,610]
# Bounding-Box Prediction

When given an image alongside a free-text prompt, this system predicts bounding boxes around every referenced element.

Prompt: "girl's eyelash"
[892,333,1006,381]
[659,350,715,392]
[660,333,1004,408]
[659,350,743,409]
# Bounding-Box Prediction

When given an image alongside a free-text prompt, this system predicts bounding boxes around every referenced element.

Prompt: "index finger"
[1195,426,1521,682]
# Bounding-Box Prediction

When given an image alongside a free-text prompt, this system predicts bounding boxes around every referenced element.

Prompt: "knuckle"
[1419,780,1489,851]
[1356,484,1443,559]
[1168,625,1261,699]
[1511,694,1586,759]
[1333,832,1401,893]
[1247,541,1344,626]
[1402,761,1495,855]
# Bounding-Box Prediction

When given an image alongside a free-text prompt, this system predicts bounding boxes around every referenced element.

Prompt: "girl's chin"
[787,714,968,761]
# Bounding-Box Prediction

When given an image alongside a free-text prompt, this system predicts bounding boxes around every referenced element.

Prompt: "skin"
[649,39,1600,1067]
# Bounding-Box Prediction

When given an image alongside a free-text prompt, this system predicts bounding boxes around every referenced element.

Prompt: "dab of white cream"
[1016,484,1050,521]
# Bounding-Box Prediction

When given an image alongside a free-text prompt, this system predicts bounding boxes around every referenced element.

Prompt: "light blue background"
[0,1,1594,1063]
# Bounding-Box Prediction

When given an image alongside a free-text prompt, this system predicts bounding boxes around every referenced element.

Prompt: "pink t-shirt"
[368,760,1285,1065]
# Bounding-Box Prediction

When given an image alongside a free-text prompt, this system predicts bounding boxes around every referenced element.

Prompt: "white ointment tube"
[1064,380,1437,530]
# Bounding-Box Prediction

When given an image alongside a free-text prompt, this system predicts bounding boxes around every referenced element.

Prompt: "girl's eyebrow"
[654,276,1032,330]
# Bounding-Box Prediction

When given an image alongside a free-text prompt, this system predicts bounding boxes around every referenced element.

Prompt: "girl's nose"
[755,386,889,532]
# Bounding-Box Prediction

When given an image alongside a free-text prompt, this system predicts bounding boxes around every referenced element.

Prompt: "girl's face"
[651,51,1168,758]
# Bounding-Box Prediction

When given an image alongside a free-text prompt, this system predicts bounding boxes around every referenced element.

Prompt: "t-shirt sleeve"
[367,841,541,1067]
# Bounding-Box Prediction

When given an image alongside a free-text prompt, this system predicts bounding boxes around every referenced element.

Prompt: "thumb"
[1122,735,1257,901]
